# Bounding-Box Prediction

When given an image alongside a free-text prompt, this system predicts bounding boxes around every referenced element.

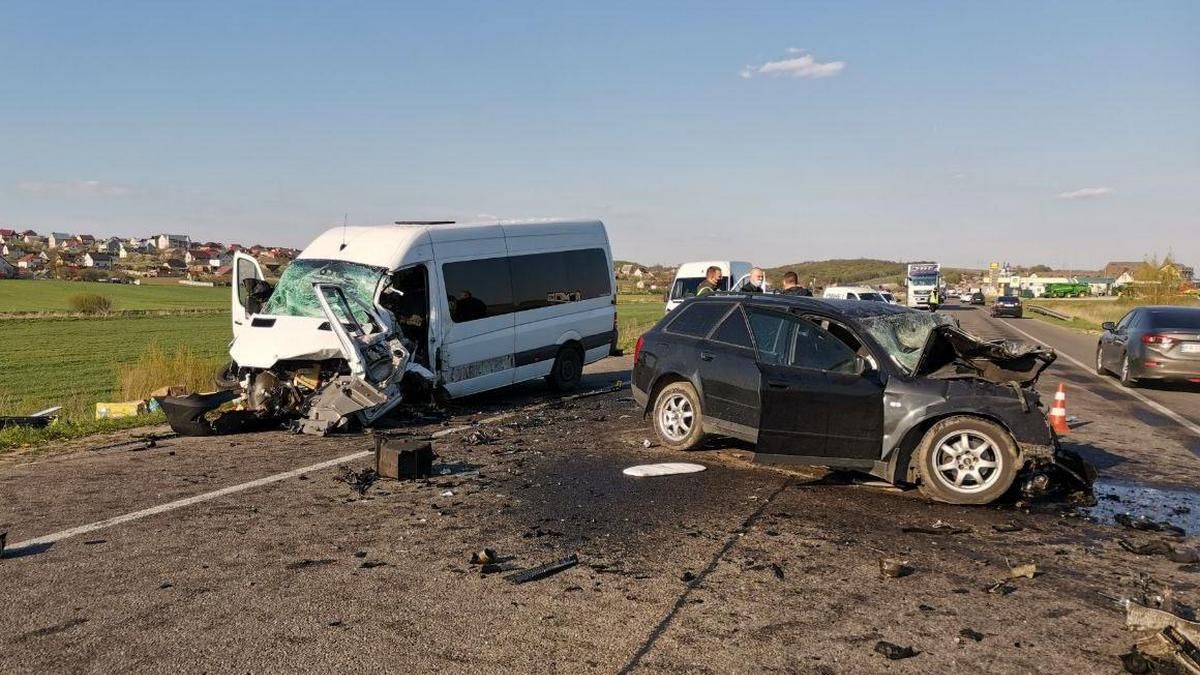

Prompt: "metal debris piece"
[464,429,496,446]
[470,549,498,565]
[0,405,62,430]
[992,522,1023,533]
[1117,513,1186,537]
[879,558,912,578]
[1126,602,1200,644]
[1161,626,1200,675]
[959,628,984,642]
[334,467,378,496]
[358,560,387,569]
[507,554,579,584]
[874,641,919,660]
[1008,563,1038,580]
[987,581,1017,595]
[480,562,519,575]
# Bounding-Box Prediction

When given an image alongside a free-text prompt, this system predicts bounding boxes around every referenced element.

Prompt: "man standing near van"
[779,271,812,296]
[739,267,766,293]
[695,266,722,297]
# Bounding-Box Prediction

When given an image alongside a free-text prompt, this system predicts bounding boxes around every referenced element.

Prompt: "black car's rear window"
[665,302,732,338]
[999,296,1019,302]
[1147,308,1200,329]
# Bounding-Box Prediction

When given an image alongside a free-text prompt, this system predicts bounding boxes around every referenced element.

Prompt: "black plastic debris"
[987,581,1017,595]
[0,405,61,430]
[1119,539,1200,564]
[463,430,496,446]
[771,562,785,580]
[959,628,985,642]
[0,531,6,558]
[1119,649,1154,674]
[874,641,919,660]
[681,570,698,583]
[373,434,434,480]
[470,549,498,565]
[1116,513,1186,537]
[1180,564,1200,573]
[335,467,378,496]
[286,558,337,570]
[481,562,519,575]
[358,560,387,569]
[992,522,1023,533]
[507,554,579,584]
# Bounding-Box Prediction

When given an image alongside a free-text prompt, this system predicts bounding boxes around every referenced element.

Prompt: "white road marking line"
[998,318,1200,440]
[7,411,526,551]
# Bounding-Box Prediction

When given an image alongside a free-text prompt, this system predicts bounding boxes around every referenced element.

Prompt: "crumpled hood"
[913,325,1057,384]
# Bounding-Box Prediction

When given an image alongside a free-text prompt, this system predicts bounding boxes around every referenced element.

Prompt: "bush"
[116,344,226,401]
[67,293,113,314]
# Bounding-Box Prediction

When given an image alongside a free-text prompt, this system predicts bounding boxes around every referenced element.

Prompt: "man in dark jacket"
[695,266,722,297]
[778,271,812,296]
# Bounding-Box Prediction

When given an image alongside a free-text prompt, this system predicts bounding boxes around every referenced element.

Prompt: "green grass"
[617,294,666,351]
[1026,296,1200,331]
[0,314,231,417]
[0,278,228,313]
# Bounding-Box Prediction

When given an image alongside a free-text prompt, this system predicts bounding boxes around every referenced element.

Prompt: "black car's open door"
[748,309,885,463]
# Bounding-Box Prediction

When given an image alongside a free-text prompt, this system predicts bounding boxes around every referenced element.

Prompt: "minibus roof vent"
[393,220,456,225]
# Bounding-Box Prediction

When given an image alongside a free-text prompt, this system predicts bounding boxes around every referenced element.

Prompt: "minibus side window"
[443,258,514,323]
[510,248,610,312]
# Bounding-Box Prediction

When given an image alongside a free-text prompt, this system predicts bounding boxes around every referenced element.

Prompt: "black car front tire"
[652,381,706,451]
[916,416,1019,505]
[1095,346,1107,375]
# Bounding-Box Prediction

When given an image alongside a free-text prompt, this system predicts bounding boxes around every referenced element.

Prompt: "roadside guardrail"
[1027,305,1073,321]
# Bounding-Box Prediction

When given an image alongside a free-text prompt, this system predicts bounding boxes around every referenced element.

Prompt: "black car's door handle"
[699,351,715,361]
[767,381,790,390]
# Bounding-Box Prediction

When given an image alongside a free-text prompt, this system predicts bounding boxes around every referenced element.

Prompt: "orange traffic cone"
[1048,383,1070,435]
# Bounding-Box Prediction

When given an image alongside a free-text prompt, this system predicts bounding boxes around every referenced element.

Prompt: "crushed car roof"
[700,293,914,318]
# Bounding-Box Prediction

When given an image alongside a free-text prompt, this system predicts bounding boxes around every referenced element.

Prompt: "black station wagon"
[631,294,1088,504]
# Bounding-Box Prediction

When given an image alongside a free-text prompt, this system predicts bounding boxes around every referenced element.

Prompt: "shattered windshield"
[860,310,955,375]
[262,259,386,324]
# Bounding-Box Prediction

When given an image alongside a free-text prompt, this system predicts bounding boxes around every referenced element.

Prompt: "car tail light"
[1142,334,1176,349]
[634,334,645,363]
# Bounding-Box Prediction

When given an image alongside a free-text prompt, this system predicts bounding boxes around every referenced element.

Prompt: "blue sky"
[2,1,1197,268]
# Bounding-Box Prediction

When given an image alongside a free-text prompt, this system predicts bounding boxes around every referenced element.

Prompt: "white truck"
[905,262,941,309]
[664,260,753,313]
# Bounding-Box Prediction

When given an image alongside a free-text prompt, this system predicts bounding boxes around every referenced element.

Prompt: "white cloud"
[741,49,846,79]
[16,180,135,197]
[1056,186,1112,200]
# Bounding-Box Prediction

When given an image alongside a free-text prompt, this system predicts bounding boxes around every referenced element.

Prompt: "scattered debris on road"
[285,558,337,571]
[987,581,1017,595]
[992,522,1023,533]
[879,557,912,578]
[959,628,985,642]
[622,462,707,477]
[1116,513,1187,537]
[470,549,498,566]
[374,434,434,480]
[1,530,6,558]
[1008,563,1038,580]
[0,405,62,430]
[902,520,970,535]
[874,641,919,660]
[507,554,579,584]
[334,467,378,496]
[1119,539,1200,564]
[463,429,496,446]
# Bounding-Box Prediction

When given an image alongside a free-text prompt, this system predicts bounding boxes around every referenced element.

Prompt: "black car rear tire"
[1095,347,1107,375]
[652,381,706,451]
[546,345,583,392]
[916,416,1019,505]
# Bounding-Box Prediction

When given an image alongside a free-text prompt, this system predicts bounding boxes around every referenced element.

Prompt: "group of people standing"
[694,266,813,298]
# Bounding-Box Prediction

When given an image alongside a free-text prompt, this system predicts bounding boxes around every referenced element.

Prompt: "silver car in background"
[1096,306,1200,387]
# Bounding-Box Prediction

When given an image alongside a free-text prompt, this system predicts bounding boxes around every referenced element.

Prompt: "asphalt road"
[4,316,1200,673]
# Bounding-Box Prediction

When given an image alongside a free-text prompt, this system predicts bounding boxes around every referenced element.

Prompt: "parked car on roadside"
[822,285,887,302]
[1096,306,1200,387]
[991,295,1023,318]
[631,294,1085,505]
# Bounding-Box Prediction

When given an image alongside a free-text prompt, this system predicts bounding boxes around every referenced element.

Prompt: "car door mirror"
[1101,321,1116,332]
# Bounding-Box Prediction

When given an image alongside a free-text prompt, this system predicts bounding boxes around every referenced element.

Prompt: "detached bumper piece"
[156,391,280,437]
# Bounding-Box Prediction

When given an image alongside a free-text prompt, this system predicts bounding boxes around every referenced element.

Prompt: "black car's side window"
[709,306,753,349]
[791,321,859,373]
[665,302,733,338]
[1116,310,1136,332]
[746,310,792,365]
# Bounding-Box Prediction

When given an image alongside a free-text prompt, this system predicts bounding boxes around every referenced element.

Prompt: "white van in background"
[822,286,888,302]
[222,219,617,435]
[665,260,753,313]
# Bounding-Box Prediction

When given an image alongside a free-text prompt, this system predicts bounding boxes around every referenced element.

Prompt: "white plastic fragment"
[622,462,707,477]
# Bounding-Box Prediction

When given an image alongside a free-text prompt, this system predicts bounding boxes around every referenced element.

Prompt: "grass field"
[0,314,231,417]
[0,278,228,313]
[1026,297,1200,331]
[617,294,665,351]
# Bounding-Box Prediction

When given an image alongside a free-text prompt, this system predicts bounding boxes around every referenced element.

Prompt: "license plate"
[1182,343,1200,353]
